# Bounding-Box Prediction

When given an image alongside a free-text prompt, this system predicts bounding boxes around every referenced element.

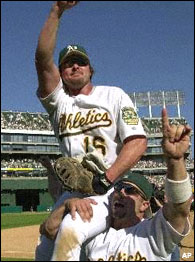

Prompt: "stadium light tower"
[147,92,152,118]
[128,90,185,118]
[176,91,181,118]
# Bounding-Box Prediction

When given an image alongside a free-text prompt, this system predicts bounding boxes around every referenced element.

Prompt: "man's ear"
[140,200,150,212]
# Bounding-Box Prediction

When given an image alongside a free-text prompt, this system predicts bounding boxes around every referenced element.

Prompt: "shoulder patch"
[122,107,139,125]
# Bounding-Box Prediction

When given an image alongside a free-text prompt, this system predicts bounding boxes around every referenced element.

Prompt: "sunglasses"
[62,58,89,68]
[114,182,147,200]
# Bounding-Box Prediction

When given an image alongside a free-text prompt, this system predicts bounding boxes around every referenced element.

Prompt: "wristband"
[165,174,192,203]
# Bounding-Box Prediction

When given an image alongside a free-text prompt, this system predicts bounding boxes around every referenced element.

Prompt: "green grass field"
[1,211,49,229]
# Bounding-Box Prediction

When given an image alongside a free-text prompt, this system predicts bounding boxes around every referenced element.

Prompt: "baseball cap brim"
[121,180,153,219]
[121,172,154,218]
[58,45,90,66]
[121,172,154,200]
[61,51,89,64]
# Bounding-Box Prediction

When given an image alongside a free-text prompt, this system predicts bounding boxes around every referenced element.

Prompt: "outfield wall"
[1,178,54,213]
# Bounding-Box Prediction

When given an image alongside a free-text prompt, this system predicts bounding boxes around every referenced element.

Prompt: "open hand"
[66,198,98,222]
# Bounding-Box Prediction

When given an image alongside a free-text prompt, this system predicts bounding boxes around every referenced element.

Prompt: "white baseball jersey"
[38,78,146,167]
[85,209,190,261]
[36,79,146,261]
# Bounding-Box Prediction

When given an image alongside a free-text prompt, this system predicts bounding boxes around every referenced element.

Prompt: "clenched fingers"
[57,1,80,11]
[174,125,186,141]
[166,124,191,143]
[168,124,178,143]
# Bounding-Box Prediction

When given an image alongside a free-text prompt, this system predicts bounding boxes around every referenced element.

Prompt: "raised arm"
[35,1,79,98]
[161,108,192,233]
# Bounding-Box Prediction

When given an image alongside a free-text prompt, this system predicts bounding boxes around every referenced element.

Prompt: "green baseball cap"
[58,44,89,66]
[121,172,154,200]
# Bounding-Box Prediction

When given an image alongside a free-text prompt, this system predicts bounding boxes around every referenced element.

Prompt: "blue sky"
[1,1,194,156]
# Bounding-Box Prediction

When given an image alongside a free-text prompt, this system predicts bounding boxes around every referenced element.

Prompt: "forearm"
[40,200,67,240]
[163,157,192,233]
[166,157,187,181]
[165,156,192,209]
[106,136,147,182]
[35,3,63,64]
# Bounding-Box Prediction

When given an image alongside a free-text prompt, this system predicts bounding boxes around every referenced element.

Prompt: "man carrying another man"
[40,108,193,261]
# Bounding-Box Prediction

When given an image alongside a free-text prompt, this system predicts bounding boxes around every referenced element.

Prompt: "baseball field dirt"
[1,211,194,260]
[1,225,40,259]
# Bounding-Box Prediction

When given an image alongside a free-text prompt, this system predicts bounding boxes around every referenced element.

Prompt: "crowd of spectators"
[133,159,194,169]
[1,157,48,178]
[1,158,194,171]
[134,160,165,169]
[1,158,44,169]
[145,175,165,190]
[142,117,188,134]
[1,111,53,131]
[1,158,194,187]
[145,172,194,191]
